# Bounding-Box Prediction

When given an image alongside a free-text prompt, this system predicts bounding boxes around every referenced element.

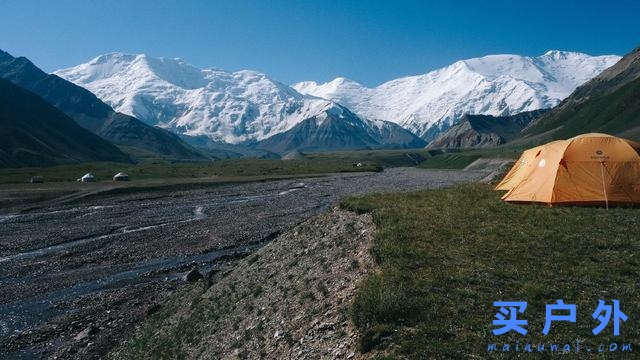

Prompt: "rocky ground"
[111,208,377,359]
[0,168,488,359]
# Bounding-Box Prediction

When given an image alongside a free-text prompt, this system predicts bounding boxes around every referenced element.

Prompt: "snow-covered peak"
[293,51,620,140]
[60,53,211,89]
[460,54,544,81]
[293,77,365,100]
[55,53,334,143]
[541,50,582,59]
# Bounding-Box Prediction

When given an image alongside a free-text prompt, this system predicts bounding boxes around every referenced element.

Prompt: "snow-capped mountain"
[56,51,620,145]
[293,51,621,140]
[54,53,337,144]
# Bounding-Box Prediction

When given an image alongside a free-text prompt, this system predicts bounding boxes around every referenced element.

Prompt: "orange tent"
[501,133,640,206]
[624,138,640,153]
[495,141,563,191]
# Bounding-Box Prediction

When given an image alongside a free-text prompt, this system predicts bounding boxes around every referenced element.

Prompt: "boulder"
[74,325,99,341]
[183,268,203,282]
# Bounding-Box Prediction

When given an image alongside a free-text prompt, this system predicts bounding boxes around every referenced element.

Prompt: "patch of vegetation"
[459,146,525,159]
[247,254,260,265]
[113,285,208,359]
[341,184,640,358]
[317,282,330,298]
[0,157,382,185]
[417,153,481,169]
[359,324,394,353]
[252,285,263,297]
[349,259,360,270]
[302,148,442,168]
[0,146,526,185]
[0,148,471,185]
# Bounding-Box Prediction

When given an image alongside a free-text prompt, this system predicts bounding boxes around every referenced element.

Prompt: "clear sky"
[1,0,638,87]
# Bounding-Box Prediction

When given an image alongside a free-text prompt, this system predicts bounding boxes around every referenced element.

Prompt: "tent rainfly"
[495,141,563,191]
[113,172,130,181]
[80,173,96,182]
[499,133,640,206]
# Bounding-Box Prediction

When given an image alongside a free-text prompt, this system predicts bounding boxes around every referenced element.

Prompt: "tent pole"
[600,162,609,210]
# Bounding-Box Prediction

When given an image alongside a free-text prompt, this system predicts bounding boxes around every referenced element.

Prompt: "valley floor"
[116,182,640,360]
[0,167,485,359]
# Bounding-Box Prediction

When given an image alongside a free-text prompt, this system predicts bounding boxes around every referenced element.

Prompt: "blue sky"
[0,0,638,86]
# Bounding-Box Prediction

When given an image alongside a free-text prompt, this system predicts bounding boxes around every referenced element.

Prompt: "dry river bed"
[0,168,486,359]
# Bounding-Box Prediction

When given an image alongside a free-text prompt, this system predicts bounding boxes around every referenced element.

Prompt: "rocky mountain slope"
[179,134,279,159]
[427,109,548,149]
[0,78,131,167]
[0,50,204,160]
[520,46,640,142]
[255,104,426,153]
[294,51,620,141]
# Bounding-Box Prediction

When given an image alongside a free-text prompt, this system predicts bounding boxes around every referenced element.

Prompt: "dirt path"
[0,168,486,359]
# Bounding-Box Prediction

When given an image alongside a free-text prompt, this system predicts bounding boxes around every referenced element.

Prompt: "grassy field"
[0,146,527,185]
[341,185,639,358]
[417,153,481,169]
[0,148,460,185]
[417,147,524,170]
[0,158,382,185]
[302,148,440,167]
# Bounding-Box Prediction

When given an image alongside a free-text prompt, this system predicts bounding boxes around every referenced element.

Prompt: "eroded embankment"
[111,207,377,359]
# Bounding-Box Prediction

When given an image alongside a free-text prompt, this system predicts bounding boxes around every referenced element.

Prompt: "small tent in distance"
[113,172,130,181]
[499,133,640,206]
[29,176,43,184]
[78,173,96,183]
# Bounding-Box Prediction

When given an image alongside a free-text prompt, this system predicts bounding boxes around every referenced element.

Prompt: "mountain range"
[54,53,340,144]
[1,46,634,168]
[427,47,640,149]
[293,51,620,141]
[54,53,424,153]
[55,51,619,147]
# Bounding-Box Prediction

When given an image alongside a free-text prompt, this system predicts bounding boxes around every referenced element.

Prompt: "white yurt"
[113,172,130,181]
[80,173,96,182]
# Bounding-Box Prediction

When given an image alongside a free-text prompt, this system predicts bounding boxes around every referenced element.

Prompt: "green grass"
[341,185,640,358]
[302,148,441,167]
[461,146,526,159]
[417,146,527,169]
[0,158,382,185]
[0,147,527,185]
[0,148,457,185]
[417,153,481,169]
